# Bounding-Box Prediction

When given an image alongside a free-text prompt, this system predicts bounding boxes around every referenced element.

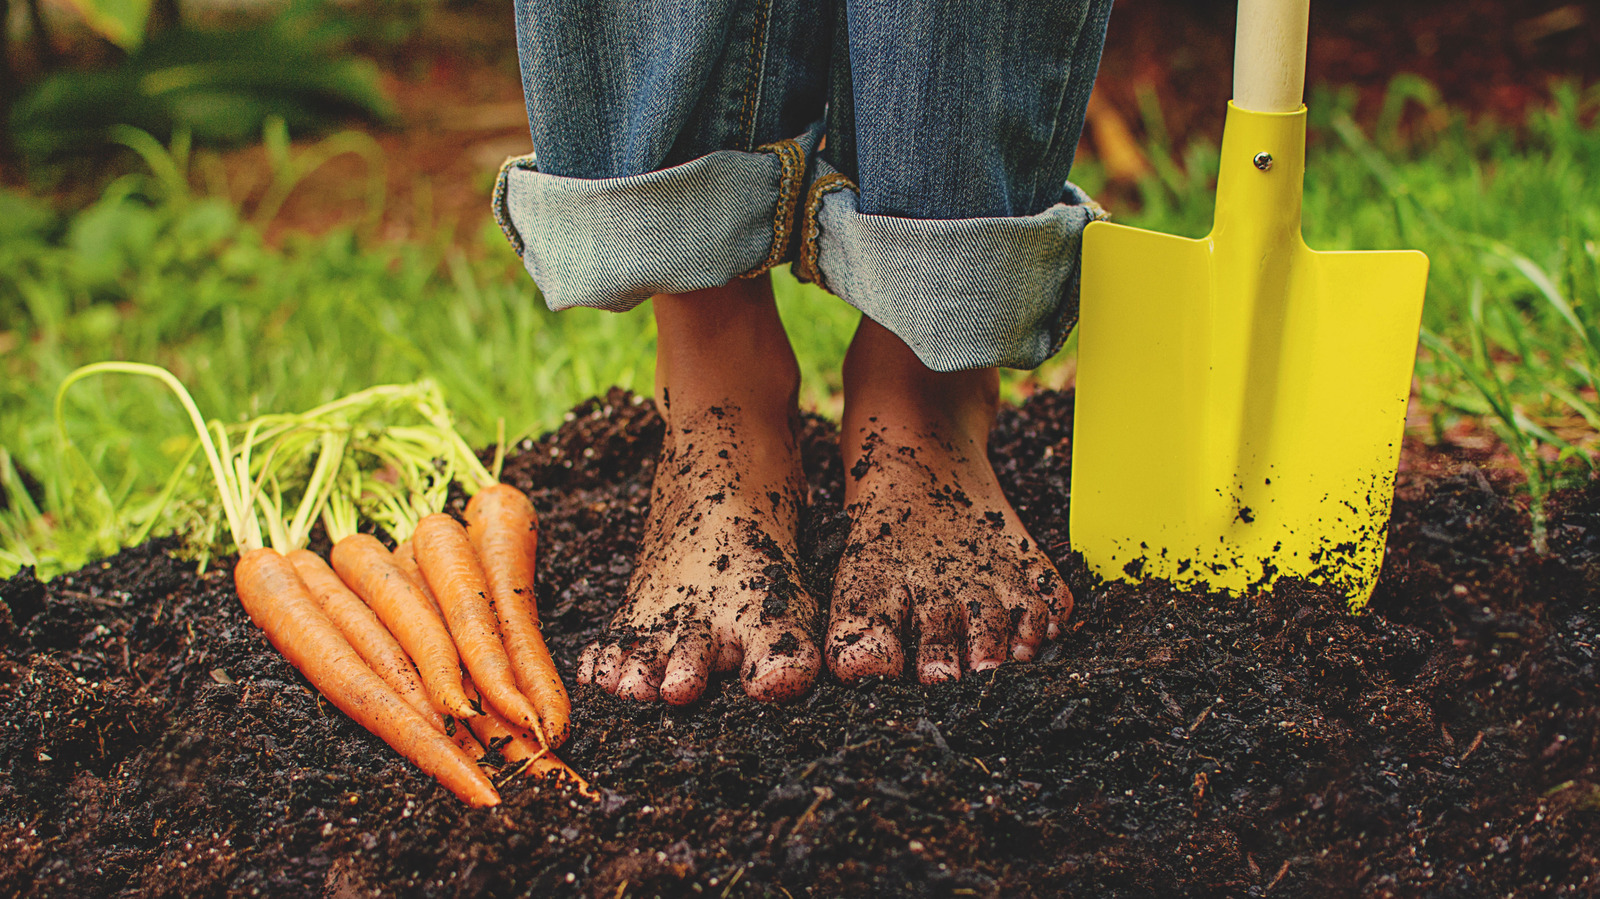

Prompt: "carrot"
[289,548,482,758]
[396,541,571,770]
[391,540,489,758]
[393,540,442,618]
[288,549,436,723]
[233,548,499,807]
[460,679,597,801]
[413,513,549,744]
[458,678,542,759]
[524,752,599,799]
[464,484,572,747]
[330,533,476,720]
[394,539,545,758]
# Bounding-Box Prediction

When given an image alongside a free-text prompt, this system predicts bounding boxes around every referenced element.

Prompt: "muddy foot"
[576,403,822,704]
[826,319,1072,684]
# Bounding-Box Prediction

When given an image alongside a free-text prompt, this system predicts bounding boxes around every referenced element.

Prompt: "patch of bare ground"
[3,388,1595,897]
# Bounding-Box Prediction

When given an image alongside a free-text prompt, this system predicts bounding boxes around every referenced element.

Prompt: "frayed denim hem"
[493,124,821,313]
[796,159,1109,372]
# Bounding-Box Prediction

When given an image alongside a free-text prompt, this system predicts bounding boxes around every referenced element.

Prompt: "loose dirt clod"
[2,388,1596,897]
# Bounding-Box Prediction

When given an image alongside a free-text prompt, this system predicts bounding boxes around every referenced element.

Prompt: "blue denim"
[495,0,1113,370]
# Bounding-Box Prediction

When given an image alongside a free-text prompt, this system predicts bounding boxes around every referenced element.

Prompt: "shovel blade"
[1070,217,1428,607]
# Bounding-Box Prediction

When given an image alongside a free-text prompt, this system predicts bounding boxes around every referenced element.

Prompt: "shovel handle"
[1233,0,1310,113]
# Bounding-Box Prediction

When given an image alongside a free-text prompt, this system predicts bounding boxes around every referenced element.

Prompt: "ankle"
[842,318,999,445]
[652,276,801,428]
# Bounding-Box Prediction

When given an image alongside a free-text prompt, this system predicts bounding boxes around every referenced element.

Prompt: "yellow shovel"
[1068,0,1429,608]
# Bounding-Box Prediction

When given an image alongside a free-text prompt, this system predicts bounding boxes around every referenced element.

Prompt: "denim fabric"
[496,0,1113,370]
[823,0,1112,220]
[497,125,819,311]
[802,163,1105,369]
[510,0,830,176]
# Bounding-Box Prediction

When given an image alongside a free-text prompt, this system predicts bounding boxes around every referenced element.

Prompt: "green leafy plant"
[59,0,155,50]
[1321,79,1600,550]
[40,362,497,574]
[9,4,393,164]
[0,127,661,576]
[1419,233,1600,552]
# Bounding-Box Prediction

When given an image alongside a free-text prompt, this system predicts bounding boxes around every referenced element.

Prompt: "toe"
[615,642,667,701]
[694,587,744,674]
[738,580,822,702]
[961,584,1011,672]
[1032,560,1073,640]
[1009,594,1051,662]
[713,639,743,674]
[915,588,962,684]
[743,625,821,702]
[591,641,627,693]
[827,573,910,683]
[576,642,601,684]
[660,619,718,706]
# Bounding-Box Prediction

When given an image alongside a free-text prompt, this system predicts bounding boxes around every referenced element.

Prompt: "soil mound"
[2,389,1596,897]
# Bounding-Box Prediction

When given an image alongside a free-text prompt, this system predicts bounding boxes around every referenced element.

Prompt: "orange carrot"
[330,534,476,720]
[413,513,549,744]
[397,536,545,757]
[524,753,599,799]
[460,679,597,800]
[465,484,572,747]
[393,540,443,618]
[233,548,499,807]
[288,549,436,723]
[289,548,482,758]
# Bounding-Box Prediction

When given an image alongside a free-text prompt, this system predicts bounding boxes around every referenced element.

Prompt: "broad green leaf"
[60,0,152,50]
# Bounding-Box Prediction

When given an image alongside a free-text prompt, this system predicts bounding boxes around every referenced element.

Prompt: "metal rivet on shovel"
[1070,0,1430,610]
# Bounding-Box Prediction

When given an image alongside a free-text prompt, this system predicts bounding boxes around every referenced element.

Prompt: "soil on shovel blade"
[2,389,1596,898]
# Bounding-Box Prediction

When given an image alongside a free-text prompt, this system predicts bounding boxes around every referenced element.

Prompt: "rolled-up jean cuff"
[797,159,1109,372]
[492,123,821,312]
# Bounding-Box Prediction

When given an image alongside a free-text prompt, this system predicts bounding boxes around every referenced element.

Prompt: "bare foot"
[575,279,822,704]
[826,319,1073,684]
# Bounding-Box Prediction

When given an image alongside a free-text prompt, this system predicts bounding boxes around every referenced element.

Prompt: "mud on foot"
[576,404,822,704]
[826,421,1072,685]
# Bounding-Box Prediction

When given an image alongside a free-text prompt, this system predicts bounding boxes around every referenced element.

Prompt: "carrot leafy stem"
[54,365,497,566]
[56,362,259,553]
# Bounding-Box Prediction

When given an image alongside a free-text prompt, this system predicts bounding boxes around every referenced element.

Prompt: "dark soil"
[2,388,1596,898]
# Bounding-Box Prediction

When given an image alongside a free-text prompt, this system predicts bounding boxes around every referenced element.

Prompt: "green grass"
[3,78,1598,576]
[0,130,647,573]
[0,127,866,575]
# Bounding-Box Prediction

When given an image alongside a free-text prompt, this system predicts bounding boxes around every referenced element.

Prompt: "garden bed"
[2,388,1596,898]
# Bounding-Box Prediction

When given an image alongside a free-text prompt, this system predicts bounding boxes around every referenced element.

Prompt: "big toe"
[739,583,822,701]
[743,626,821,701]
[827,577,910,683]
[828,624,904,682]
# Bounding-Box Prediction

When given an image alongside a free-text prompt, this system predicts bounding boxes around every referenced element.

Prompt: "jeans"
[494,0,1113,371]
